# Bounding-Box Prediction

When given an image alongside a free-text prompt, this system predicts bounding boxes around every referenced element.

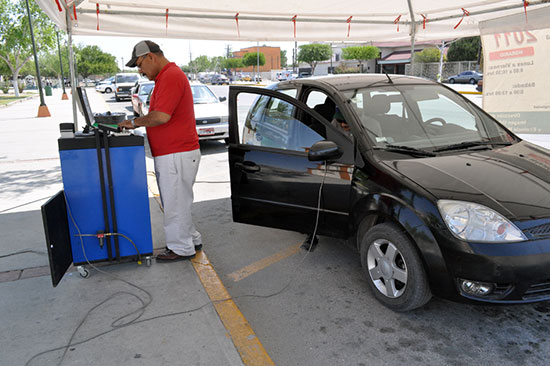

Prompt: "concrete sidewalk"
[0,88,244,365]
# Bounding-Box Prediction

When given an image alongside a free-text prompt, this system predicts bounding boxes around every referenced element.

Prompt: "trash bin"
[45,86,52,96]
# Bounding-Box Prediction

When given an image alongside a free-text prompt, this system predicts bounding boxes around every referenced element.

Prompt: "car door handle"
[235,161,261,173]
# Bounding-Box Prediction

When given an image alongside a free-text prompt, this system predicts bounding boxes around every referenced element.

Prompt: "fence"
[405,61,480,81]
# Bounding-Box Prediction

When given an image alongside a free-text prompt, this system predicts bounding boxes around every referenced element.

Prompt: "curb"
[0,94,39,109]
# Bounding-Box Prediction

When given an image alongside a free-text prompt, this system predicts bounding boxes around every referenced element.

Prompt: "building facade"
[233,46,281,73]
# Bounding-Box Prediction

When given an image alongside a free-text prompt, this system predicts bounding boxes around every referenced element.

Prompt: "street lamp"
[25,0,50,117]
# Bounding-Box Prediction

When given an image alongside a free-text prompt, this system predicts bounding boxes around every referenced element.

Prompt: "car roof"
[278,73,436,91]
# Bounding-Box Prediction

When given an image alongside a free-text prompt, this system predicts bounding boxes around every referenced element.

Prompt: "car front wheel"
[105,87,112,93]
[469,78,476,85]
[449,78,455,84]
[360,223,431,312]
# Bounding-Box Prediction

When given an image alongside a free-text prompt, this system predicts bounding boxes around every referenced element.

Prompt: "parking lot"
[100,87,550,366]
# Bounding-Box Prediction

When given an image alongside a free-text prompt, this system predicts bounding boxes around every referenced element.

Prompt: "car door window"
[242,94,324,151]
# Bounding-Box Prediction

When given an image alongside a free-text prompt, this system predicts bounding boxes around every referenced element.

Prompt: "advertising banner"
[480,8,550,134]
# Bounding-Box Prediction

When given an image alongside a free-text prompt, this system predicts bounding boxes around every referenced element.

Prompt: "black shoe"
[156,249,195,262]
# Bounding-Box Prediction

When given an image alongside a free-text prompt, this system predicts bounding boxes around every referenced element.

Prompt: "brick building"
[233,46,281,72]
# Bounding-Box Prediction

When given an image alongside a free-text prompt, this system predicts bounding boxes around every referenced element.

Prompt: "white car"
[141,83,229,143]
[95,77,114,93]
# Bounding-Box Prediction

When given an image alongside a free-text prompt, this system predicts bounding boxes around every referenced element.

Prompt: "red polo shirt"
[147,62,199,157]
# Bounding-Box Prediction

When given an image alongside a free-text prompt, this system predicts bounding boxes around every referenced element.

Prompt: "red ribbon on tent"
[523,0,529,23]
[235,13,240,38]
[96,3,99,30]
[292,15,297,38]
[421,14,427,29]
[54,0,62,12]
[346,16,352,37]
[165,9,169,34]
[73,4,77,20]
[394,15,401,32]
[454,8,470,29]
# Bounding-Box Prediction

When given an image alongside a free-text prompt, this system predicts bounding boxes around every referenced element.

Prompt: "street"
[98,88,550,366]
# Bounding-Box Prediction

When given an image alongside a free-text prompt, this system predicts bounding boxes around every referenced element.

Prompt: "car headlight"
[437,200,527,242]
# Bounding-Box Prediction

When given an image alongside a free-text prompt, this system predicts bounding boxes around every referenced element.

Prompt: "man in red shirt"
[119,40,202,262]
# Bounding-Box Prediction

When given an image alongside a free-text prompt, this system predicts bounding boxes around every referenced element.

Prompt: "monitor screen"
[76,86,95,127]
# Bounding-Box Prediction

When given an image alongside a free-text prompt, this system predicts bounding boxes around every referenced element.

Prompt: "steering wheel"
[423,117,447,126]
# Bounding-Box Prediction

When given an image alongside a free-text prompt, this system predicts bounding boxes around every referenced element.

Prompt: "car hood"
[382,141,550,220]
[194,102,228,119]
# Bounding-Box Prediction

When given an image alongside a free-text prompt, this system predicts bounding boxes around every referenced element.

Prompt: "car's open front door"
[227,86,353,238]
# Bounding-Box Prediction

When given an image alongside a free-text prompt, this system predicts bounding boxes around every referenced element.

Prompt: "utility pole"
[57,32,68,100]
[256,42,260,83]
[25,0,50,117]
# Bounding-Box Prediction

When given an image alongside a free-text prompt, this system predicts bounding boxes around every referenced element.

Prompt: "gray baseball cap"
[126,40,161,67]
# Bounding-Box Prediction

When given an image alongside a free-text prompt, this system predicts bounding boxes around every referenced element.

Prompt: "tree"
[447,36,481,61]
[222,58,243,78]
[280,50,287,68]
[414,47,445,63]
[74,45,118,78]
[341,45,380,73]
[297,44,331,75]
[242,52,265,68]
[38,42,70,79]
[0,0,56,96]
[189,55,211,73]
[210,56,225,73]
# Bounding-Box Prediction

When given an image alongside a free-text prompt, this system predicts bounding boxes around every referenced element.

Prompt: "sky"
[73,35,305,69]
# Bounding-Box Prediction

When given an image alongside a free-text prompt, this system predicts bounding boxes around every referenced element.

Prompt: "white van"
[276,70,295,81]
[114,73,141,101]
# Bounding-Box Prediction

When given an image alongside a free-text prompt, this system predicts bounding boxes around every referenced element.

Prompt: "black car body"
[227,74,550,311]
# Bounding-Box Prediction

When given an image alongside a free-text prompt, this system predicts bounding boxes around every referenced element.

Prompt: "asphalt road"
[98,87,550,366]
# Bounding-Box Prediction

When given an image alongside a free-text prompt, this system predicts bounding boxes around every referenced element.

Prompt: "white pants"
[154,149,201,256]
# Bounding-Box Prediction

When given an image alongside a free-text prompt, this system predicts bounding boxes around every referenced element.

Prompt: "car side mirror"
[308,140,342,162]
[219,96,227,102]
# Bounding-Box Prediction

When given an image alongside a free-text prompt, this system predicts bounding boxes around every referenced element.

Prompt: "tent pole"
[65,9,78,130]
[407,0,416,76]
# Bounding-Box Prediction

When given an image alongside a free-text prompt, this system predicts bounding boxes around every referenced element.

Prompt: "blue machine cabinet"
[58,133,153,265]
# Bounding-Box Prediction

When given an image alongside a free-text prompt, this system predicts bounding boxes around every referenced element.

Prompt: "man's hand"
[118,119,136,130]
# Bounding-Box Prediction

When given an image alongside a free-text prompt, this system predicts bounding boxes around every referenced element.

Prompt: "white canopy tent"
[34,0,550,127]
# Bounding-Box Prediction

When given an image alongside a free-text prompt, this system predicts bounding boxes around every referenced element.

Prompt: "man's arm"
[118,110,171,129]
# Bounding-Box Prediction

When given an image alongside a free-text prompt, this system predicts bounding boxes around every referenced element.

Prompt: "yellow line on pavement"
[228,243,301,282]
[191,252,275,366]
[459,91,482,95]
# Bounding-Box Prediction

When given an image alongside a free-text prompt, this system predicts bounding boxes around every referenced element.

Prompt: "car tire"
[360,222,431,312]
[449,78,455,84]
[224,138,230,144]
[469,78,476,85]
[115,95,120,102]
[105,87,112,93]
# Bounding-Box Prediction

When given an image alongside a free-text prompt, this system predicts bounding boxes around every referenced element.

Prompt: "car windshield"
[191,85,219,104]
[139,83,154,96]
[116,74,139,83]
[345,84,516,151]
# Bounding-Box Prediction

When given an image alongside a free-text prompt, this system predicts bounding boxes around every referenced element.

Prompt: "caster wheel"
[77,266,89,278]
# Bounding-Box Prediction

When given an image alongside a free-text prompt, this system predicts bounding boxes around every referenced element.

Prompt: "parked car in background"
[95,76,115,93]
[114,73,141,101]
[298,72,312,78]
[227,74,550,312]
[447,70,483,84]
[141,83,229,143]
[131,81,155,116]
[210,74,229,85]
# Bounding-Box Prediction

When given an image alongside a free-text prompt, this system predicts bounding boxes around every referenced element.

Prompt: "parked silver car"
[447,71,483,85]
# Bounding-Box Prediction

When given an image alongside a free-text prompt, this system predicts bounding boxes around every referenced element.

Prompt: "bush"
[18,81,25,93]
[333,65,360,74]
[0,82,9,94]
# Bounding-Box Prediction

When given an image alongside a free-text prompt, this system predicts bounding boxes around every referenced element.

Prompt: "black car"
[227,74,550,311]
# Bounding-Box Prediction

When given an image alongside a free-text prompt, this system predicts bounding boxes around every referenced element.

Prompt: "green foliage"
[223,58,243,70]
[210,56,225,72]
[280,50,287,68]
[414,48,445,63]
[242,52,266,68]
[0,0,56,83]
[0,81,9,93]
[297,44,331,74]
[447,37,481,61]
[333,65,360,74]
[74,45,118,78]
[341,46,380,72]
[189,55,211,73]
[38,42,70,78]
